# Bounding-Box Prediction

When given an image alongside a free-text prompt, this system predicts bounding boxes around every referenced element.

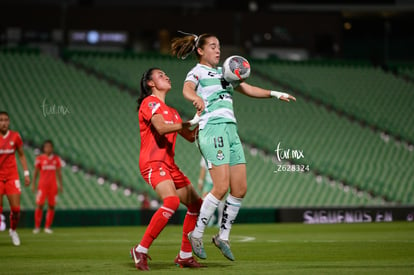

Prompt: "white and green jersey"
[185,63,236,129]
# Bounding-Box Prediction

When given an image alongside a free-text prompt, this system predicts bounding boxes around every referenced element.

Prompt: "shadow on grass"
[124,261,232,271]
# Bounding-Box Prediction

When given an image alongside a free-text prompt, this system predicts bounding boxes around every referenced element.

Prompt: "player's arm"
[151,114,195,136]
[179,125,198,143]
[16,146,30,186]
[183,81,205,112]
[236,82,296,102]
[57,167,63,194]
[31,167,39,193]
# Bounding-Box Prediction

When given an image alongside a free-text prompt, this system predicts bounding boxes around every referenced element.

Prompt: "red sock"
[181,198,203,253]
[35,208,43,228]
[45,209,55,229]
[140,196,180,249]
[10,206,20,231]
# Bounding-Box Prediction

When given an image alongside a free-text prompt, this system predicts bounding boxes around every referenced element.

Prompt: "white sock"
[136,245,148,254]
[179,250,193,259]
[192,193,220,238]
[219,194,242,241]
[217,200,225,226]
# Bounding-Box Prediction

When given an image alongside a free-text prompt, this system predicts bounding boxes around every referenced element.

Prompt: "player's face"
[148,70,171,93]
[44,143,53,155]
[199,37,221,67]
[0,114,10,134]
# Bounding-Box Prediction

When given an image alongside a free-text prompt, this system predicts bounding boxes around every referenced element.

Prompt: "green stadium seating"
[65,52,414,205]
[1,50,411,209]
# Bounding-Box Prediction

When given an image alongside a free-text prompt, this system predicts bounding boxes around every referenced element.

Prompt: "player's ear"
[147,79,155,89]
[196,47,203,57]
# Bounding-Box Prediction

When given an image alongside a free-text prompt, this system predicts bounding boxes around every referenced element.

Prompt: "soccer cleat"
[33,228,40,234]
[212,234,235,261]
[9,229,21,246]
[174,255,203,268]
[130,245,151,271]
[188,231,207,259]
[44,228,53,234]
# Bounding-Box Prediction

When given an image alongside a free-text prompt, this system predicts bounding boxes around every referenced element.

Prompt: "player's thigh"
[154,180,178,200]
[36,189,47,206]
[171,168,199,205]
[6,193,20,208]
[209,164,230,200]
[229,164,247,198]
[47,190,58,207]
[5,179,21,207]
[176,184,200,206]
[198,123,230,167]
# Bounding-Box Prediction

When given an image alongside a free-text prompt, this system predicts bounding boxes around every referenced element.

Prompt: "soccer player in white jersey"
[171,33,296,261]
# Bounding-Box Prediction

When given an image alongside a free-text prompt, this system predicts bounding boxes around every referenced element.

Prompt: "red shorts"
[36,188,58,206]
[140,162,191,190]
[0,179,22,195]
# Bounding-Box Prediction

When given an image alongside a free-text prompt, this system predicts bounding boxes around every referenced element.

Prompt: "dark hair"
[0,111,9,117]
[171,32,216,60]
[42,140,54,153]
[136,67,159,111]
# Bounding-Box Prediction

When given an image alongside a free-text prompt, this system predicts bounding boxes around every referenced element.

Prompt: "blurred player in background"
[31,140,63,234]
[0,111,30,246]
[172,32,296,261]
[130,68,203,271]
[198,157,223,227]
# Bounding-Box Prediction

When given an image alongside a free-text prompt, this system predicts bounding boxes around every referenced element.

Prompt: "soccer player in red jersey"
[31,140,63,234]
[0,111,30,246]
[130,68,203,271]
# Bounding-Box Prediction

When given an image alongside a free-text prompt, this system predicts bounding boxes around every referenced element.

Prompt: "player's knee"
[163,196,180,212]
[37,204,44,209]
[231,185,247,198]
[212,186,228,199]
[49,206,55,210]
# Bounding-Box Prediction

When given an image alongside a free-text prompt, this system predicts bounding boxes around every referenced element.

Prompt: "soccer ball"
[222,55,251,82]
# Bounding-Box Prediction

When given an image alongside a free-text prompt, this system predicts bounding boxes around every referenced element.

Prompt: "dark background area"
[0,0,414,62]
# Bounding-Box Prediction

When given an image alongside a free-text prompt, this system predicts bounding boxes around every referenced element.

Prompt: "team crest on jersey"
[9,141,14,146]
[216,150,225,161]
[159,168,166,177]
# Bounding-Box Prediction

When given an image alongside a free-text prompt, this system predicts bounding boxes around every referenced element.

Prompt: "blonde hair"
[171,31,216,60]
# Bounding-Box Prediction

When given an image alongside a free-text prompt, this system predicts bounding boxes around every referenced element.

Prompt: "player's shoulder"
[9,130,21,138]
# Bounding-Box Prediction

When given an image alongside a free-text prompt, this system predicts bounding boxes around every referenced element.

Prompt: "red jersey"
[138,95,182,169]
[35,154,61,189]
[0,130,23,181]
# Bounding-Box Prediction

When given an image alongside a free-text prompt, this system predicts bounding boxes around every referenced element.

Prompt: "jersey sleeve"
[185,67,200,85]
[140,98,163,122]
[35,156,41,169]
[14,132,23,149]
[56,156,62,168]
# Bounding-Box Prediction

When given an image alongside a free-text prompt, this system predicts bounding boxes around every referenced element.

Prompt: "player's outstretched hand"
[280,94,296,102]
[24,176,30,187]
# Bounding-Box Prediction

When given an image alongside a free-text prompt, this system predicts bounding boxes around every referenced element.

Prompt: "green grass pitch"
[1,222,413,274]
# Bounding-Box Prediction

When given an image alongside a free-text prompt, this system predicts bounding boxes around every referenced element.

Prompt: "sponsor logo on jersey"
[0,149,14,154]
[42,165,57,170]
[148,102,156,109]
[217,150,225,161]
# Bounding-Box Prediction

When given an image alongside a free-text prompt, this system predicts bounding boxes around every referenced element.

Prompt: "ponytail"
[171,31,216,60]
[136,67,159,111]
